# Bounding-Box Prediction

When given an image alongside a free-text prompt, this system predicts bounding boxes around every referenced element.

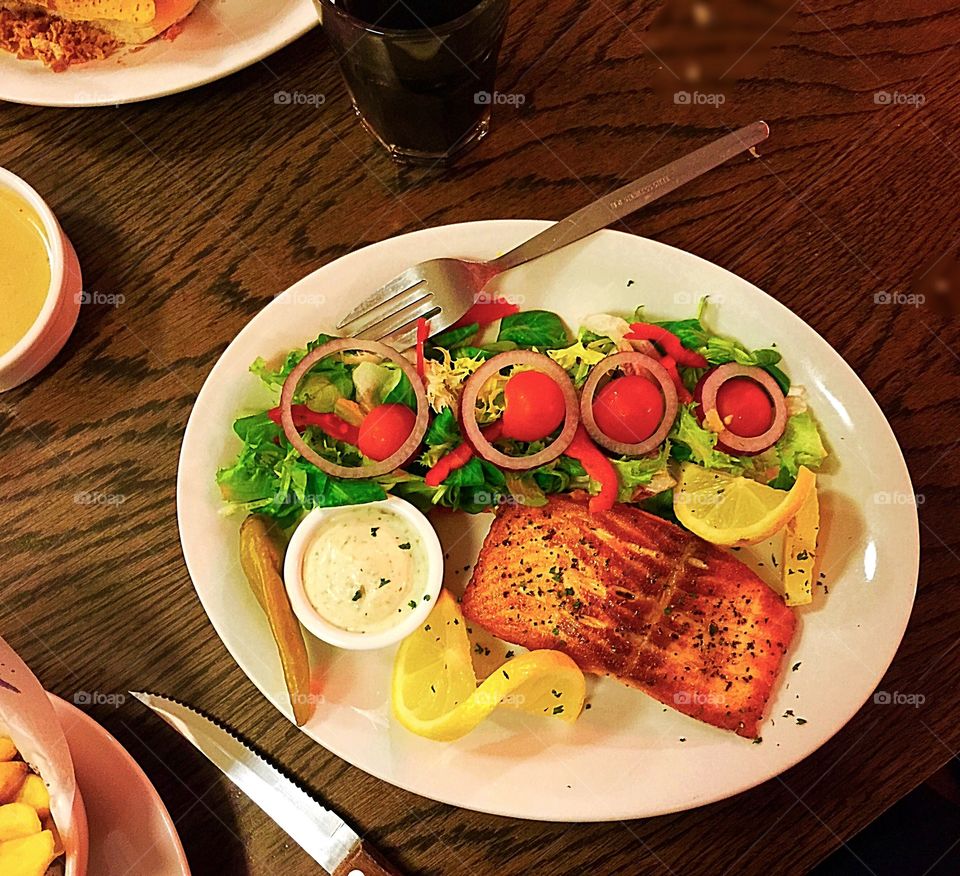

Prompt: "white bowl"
[0,167,82,392]
[283,496,444,650]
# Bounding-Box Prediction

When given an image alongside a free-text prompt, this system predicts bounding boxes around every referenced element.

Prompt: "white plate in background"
[0,0,317,107]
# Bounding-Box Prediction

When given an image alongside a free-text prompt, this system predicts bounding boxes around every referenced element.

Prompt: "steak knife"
[131,692,401,875]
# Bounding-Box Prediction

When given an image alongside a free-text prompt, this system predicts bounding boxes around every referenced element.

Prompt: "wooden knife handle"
[333,838,403,876]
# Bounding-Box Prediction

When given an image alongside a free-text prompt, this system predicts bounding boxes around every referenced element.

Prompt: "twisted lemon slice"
[674,462,816,547]
[391,589,585,741]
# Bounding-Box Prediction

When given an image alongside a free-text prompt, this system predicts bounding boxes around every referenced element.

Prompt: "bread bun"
[4,0,200,44]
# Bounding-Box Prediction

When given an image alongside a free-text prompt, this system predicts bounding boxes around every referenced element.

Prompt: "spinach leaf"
[424,407,460,446]
[432,323,479,349]
[655,317,709,350]
[497,310,569,349]
[452,341,519,360]
[322,477,386,507]
[639,489,679,524]
[443,457,486,487]
[764,363,791,394]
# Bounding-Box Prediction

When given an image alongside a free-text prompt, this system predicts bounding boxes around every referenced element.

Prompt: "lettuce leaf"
[216,411,385,523]
[249,332,337,388]
[532,455,589,494]
[610,443,671,502]
[670,405,743,472]
[770,411,827,487]
[655,299,789,391]
[504,472,548,507]
[548,340,608,387]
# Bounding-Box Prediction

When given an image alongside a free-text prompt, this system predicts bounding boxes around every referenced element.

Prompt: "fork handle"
[488,121,769,273]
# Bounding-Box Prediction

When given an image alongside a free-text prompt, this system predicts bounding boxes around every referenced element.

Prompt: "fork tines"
[337,269,440,341]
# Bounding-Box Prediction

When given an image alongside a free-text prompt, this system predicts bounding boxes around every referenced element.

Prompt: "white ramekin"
[284,496,444,650]
[0,167,82,392]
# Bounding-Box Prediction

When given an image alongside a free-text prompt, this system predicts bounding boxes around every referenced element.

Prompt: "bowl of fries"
[0,636,88,876]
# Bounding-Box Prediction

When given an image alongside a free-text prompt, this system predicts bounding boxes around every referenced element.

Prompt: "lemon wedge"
[391,589,585,741]
[783,485,820,605]
[673,462,816,546]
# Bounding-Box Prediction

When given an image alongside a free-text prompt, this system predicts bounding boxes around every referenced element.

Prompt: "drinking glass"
[315,0,511,164]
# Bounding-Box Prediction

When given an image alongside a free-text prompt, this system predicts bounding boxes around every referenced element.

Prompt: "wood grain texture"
[2,0,960,874]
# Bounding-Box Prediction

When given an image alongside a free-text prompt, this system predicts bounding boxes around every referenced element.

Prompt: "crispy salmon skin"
[461,495,796,737]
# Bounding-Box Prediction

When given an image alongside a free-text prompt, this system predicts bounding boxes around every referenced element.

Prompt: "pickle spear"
[239,515,313,726]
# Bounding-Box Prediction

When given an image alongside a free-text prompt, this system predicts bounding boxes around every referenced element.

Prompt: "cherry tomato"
[715,377,773,438]
[501,370,566,442]
[592,375,665,443]
[357,404,416,461]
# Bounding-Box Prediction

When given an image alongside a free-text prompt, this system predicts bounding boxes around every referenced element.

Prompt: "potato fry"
[40,816,62,857]
[0,763,27,805]
[0,738,17,762]
[13,776,49,819]
[0,803,40,842]
[0,829,56,876]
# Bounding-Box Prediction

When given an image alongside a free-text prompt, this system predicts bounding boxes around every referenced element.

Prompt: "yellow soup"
[0,188,52,357]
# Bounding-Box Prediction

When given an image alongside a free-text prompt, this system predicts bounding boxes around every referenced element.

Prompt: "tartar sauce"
[301,505,428,634]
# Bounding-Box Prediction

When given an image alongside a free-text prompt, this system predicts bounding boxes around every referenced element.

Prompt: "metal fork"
[337,121,769,348]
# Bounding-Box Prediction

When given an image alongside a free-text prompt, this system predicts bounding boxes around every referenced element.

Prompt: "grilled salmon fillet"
[461,496,796,738]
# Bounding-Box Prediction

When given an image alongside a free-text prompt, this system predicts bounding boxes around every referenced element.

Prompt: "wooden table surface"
[3,1,960,873]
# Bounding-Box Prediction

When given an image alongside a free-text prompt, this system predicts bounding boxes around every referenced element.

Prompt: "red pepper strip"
[268,405,360,446]
[416,317,431,381]
[563,425,618,513]
[624,323,708,368]
[425,420,503,487]
[659,354,693,404]
[450,298,520,330]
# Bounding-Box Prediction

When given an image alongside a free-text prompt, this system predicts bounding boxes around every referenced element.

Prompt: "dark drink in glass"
[315,0,511,164]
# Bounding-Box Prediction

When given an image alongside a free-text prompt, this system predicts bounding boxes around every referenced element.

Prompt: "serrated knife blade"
[131,692,400,876]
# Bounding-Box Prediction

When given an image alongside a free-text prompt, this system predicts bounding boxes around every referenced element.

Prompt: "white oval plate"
[0,0,317,107]
[177,220,918,821]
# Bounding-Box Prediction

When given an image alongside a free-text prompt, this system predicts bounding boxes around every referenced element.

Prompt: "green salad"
[217,298,827,526]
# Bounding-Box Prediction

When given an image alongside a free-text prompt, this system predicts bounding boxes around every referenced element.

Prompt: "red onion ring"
[699,363,787,454]
[460,351,579,470]
[579,352,678,456]
[279,338,428,479]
